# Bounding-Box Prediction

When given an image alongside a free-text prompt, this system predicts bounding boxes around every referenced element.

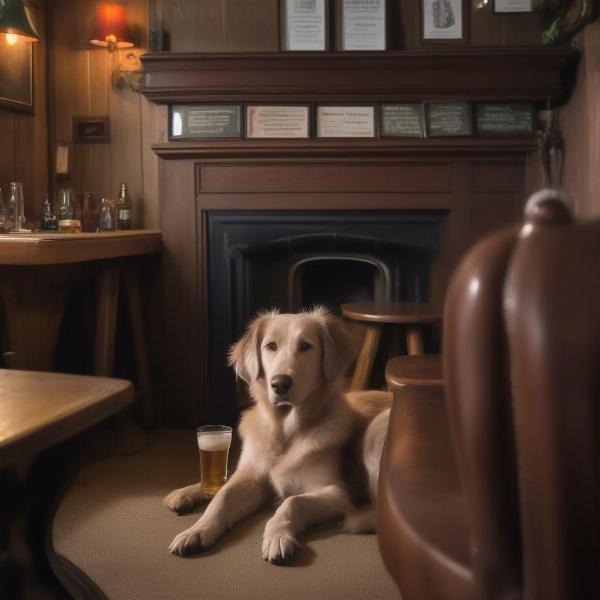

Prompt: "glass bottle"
[58,188,75,220]
[81,192,97,232]
[8,182,25,231]
[98,197,114,231]
[117,183,132,230]
[40,194,58,231]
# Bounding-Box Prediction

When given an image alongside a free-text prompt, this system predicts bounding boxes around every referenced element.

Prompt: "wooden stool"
[341,302,443,391]
[385,354,444,389]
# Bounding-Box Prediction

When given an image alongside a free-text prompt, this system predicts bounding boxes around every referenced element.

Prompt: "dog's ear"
[228,312,272,383]
[315,308,359,382]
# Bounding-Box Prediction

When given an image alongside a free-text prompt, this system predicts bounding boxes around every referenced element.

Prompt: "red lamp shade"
[90,3,134,51]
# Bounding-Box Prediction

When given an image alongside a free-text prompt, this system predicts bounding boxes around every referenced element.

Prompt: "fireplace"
[207,209,447,421]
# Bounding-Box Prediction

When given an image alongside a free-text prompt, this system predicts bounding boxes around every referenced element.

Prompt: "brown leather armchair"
[377,191,600,600]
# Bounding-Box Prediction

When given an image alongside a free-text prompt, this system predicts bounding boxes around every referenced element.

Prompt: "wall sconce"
[90,3,134,52]
[0,0,39,45]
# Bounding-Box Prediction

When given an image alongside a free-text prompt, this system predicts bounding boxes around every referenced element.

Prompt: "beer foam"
[197,431,231,451]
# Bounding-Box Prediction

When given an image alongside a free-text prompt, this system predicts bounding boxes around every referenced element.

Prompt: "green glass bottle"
[117,183,132,230]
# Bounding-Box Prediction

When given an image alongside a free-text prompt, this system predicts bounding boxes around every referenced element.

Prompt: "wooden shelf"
[152,137,537,160]
[141,47,577,104]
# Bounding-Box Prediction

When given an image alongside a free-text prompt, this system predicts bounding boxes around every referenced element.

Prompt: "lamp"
[90,3,134,52]
[0,0,39,45]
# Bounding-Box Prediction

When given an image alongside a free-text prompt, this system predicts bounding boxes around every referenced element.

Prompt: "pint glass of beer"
[197,425,232,497]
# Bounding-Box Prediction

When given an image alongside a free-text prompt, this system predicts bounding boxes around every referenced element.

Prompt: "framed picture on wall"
[420,0,467,43]
[0,35,33,112]
[280,0,330,51]
[337,0,388,51]
[494,0,534,13]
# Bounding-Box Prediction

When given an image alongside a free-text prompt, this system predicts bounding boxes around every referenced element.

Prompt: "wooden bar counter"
[0,230,161,266]
[0,231,161,426]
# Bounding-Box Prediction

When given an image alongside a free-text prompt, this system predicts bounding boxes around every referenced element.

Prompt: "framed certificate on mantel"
[338,0,387,50]
[170,105,242,140]
[426,102,473,137]
[381,104,426,138]
[494,0,533,13]
[246,105,310,139]
[281,0,329,51]
[316,105,376,138]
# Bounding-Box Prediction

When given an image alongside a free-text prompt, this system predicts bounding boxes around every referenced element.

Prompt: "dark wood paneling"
[154,0,543,52]
[471,162,525,193]
[198,163,452,193]
[0,0,48,223]
[224,0,279,51]
[159,159,202,426]
[561,21,600,218]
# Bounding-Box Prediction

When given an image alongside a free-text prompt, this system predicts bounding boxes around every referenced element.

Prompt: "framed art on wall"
[421,0,467,43]
[494,0,534,13]
[281,0,329,51]
[0,35,33,112]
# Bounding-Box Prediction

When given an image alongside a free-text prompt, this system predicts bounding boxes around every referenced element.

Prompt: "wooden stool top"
[386,354,444,388]
[0,370,133,467]
[341,302,443,324]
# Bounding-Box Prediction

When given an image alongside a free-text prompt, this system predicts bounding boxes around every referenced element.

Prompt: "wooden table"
[0,231,161,427]
[341,302,443,390]
[0,369,133,599]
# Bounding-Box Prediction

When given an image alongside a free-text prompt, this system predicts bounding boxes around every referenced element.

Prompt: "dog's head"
[228,307,357,407]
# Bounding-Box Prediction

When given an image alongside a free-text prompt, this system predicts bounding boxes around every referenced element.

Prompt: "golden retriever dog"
[164,307,391,564]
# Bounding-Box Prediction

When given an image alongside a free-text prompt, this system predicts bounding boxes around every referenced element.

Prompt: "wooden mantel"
[141,47,577,104]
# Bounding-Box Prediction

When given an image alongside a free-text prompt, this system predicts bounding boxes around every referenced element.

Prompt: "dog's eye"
[299,341,313,353]
[264,342,277,352]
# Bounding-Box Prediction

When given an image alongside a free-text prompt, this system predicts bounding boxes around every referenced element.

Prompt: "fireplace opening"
[207,210,447,423]
[289,256,391,312]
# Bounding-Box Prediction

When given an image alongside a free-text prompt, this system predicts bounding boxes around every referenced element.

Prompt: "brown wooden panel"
[224,0,279,51]
[164,0,224,52]
[469,192,522,244]
[198,163,453,193]
[159,160,202,427]
[471,162,525,193]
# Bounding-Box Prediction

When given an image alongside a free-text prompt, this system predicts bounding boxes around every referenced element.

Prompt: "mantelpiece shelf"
[151,137,537,159]
[141,47,577,104]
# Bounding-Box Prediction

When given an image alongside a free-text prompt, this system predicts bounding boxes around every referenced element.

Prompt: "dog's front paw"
[262,527,299,565]
[168,523,219,557]
[163,484,206,514]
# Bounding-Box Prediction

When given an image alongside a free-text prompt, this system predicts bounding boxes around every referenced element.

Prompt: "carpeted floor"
[53,430,398,600]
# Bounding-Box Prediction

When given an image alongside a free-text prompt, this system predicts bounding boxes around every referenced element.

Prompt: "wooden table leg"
[1,442,107,600]
[123,265,156,429]
[351,324,382,391]
[405,325,424,356]
[93,265,120,377]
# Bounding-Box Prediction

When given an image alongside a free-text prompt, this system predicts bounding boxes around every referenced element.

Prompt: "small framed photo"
[426,102,473,137]
[73,116,110,143]
[493,0,534,13]
[246,105,310,139]
[421,0,467,43]
[280,0,329,51]
[170,104,243,140]
[337,0,388,51]
[316,105,376,138]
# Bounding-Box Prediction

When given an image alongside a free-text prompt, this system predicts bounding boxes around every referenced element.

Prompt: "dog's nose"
[271,374,293,396]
